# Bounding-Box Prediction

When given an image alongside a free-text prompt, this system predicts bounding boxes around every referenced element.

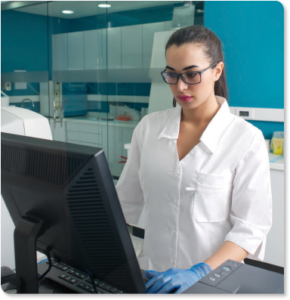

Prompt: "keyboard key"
[77,283,92,293]
[69,278,79,284]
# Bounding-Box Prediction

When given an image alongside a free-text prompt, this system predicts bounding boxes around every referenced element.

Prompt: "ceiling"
[14,1,184,19]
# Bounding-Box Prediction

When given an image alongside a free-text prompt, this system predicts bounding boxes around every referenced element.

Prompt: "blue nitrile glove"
[144,262,212,294]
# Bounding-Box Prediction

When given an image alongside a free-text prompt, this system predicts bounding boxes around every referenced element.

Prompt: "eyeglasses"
[161,62,219,85]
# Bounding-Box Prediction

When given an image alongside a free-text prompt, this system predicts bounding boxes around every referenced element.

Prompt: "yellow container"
[272,137,284,155]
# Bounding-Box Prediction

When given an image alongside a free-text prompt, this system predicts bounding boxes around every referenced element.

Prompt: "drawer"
[67,139,103,149]
[67,130,101,144]
[66,121,100,134]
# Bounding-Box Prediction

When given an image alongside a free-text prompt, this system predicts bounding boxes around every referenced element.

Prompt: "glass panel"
[1,2,49,115]
[106,1,204,178]
[47,1,109,163]
[1,0,204,182]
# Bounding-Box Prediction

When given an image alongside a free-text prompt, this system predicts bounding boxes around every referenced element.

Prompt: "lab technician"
[115,25,272,294]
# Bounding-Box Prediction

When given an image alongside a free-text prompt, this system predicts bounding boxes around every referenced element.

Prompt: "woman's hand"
[144,263,212,294]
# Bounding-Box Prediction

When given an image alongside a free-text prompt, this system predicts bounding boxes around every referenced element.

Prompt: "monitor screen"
[1,132,145,293]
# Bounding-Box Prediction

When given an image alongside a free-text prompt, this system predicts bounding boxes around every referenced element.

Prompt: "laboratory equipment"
[1,133,146,294]
[182,259,283,294]
[0,90,9,107]
[271,131,284,155]
[145,262,211,294]
[1,106,52,140]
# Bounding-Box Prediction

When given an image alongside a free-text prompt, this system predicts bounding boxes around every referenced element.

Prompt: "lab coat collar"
[157,95,233,154]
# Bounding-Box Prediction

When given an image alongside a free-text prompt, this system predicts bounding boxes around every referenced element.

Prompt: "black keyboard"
[37,259,124,294]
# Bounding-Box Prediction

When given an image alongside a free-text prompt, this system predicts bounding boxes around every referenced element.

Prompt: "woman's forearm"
[204,241,249,270]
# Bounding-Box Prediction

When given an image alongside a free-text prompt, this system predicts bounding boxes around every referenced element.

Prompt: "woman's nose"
[176,77,188,92]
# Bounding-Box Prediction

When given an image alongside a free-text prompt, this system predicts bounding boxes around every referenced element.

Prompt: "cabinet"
[61,120,134,177]
[264,168,284,267]
[142,22,167,68]
[52,33,68,71]
[107,125,134,177]
[121,25,142,69]
[49,119,66,142]
[68,31,85,70]
[84,29,107,70]
[108,27,122,69]
[52,21,173,71]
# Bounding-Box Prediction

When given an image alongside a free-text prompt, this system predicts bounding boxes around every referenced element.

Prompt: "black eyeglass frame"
[161,62,219,85]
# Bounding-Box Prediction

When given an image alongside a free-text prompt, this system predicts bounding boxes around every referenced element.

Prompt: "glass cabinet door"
[1,0,203,181]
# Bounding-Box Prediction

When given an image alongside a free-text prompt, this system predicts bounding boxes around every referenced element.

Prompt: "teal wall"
[204,1,284,139]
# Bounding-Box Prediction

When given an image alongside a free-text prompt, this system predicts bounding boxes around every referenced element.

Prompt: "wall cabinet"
[84,29,107,70]
[142,21,170,68]
[108,27,122,69]
[52,33,68,71]
[52,21,172,71]
[121,25,143,69]
[68,31,85,70]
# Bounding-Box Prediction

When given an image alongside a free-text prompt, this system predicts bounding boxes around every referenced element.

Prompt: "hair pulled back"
[165,25,228,107]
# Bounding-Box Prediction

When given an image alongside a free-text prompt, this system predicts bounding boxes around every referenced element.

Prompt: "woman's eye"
[187,72,197,77]
[167,73,177,78]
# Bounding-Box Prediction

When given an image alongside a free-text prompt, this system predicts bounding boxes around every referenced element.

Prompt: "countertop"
[269,153,284,171]
[55,116,285,171]
[64,115,139,128]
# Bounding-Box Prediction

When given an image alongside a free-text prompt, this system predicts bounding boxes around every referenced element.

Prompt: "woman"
[115,25,272,294]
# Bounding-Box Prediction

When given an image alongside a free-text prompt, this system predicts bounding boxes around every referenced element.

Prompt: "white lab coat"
[115,96,272,272]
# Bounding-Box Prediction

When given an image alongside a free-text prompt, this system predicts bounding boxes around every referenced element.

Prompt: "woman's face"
[165,43,224,110]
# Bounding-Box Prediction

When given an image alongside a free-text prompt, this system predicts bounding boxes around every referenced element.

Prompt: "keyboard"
[38,259,124,294]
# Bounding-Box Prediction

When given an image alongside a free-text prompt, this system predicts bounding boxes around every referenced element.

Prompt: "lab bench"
[48,116,137,178]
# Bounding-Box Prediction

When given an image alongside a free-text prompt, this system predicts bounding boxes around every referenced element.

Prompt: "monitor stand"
[14,216,46,293]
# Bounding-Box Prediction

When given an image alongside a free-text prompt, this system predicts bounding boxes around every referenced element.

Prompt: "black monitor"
[1,132,146,294]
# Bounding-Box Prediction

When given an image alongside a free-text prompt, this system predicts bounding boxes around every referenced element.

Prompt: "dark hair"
[165,25,228,107]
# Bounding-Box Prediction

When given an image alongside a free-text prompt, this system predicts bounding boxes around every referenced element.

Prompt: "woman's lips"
[177,95,192,102]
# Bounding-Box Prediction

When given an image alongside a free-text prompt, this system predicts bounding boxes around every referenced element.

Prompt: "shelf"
[1,71,49,83]
[52,68,164,83]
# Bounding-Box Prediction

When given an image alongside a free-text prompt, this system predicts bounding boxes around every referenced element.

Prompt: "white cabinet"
[108,27,122,69]
[68,31,84,70]
[66,121,102,147]
[52,22,173,71]
[84,29,107,70]
[52,33,68,71]
[264,168,284,267]
[121,25,142,69]
[142,22,166,68]
[49,119,66,142]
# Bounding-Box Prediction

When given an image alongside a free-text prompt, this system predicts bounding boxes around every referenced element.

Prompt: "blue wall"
[204,1,284,138]
[1,10,49,73]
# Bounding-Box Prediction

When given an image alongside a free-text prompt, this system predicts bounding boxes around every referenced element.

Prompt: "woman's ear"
[214,61,224,81]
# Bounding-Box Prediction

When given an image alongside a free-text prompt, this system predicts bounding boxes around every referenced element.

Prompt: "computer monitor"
[1,132,146,294]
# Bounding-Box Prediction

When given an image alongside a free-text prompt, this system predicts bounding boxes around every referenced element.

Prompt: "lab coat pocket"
[193,172,233,223]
